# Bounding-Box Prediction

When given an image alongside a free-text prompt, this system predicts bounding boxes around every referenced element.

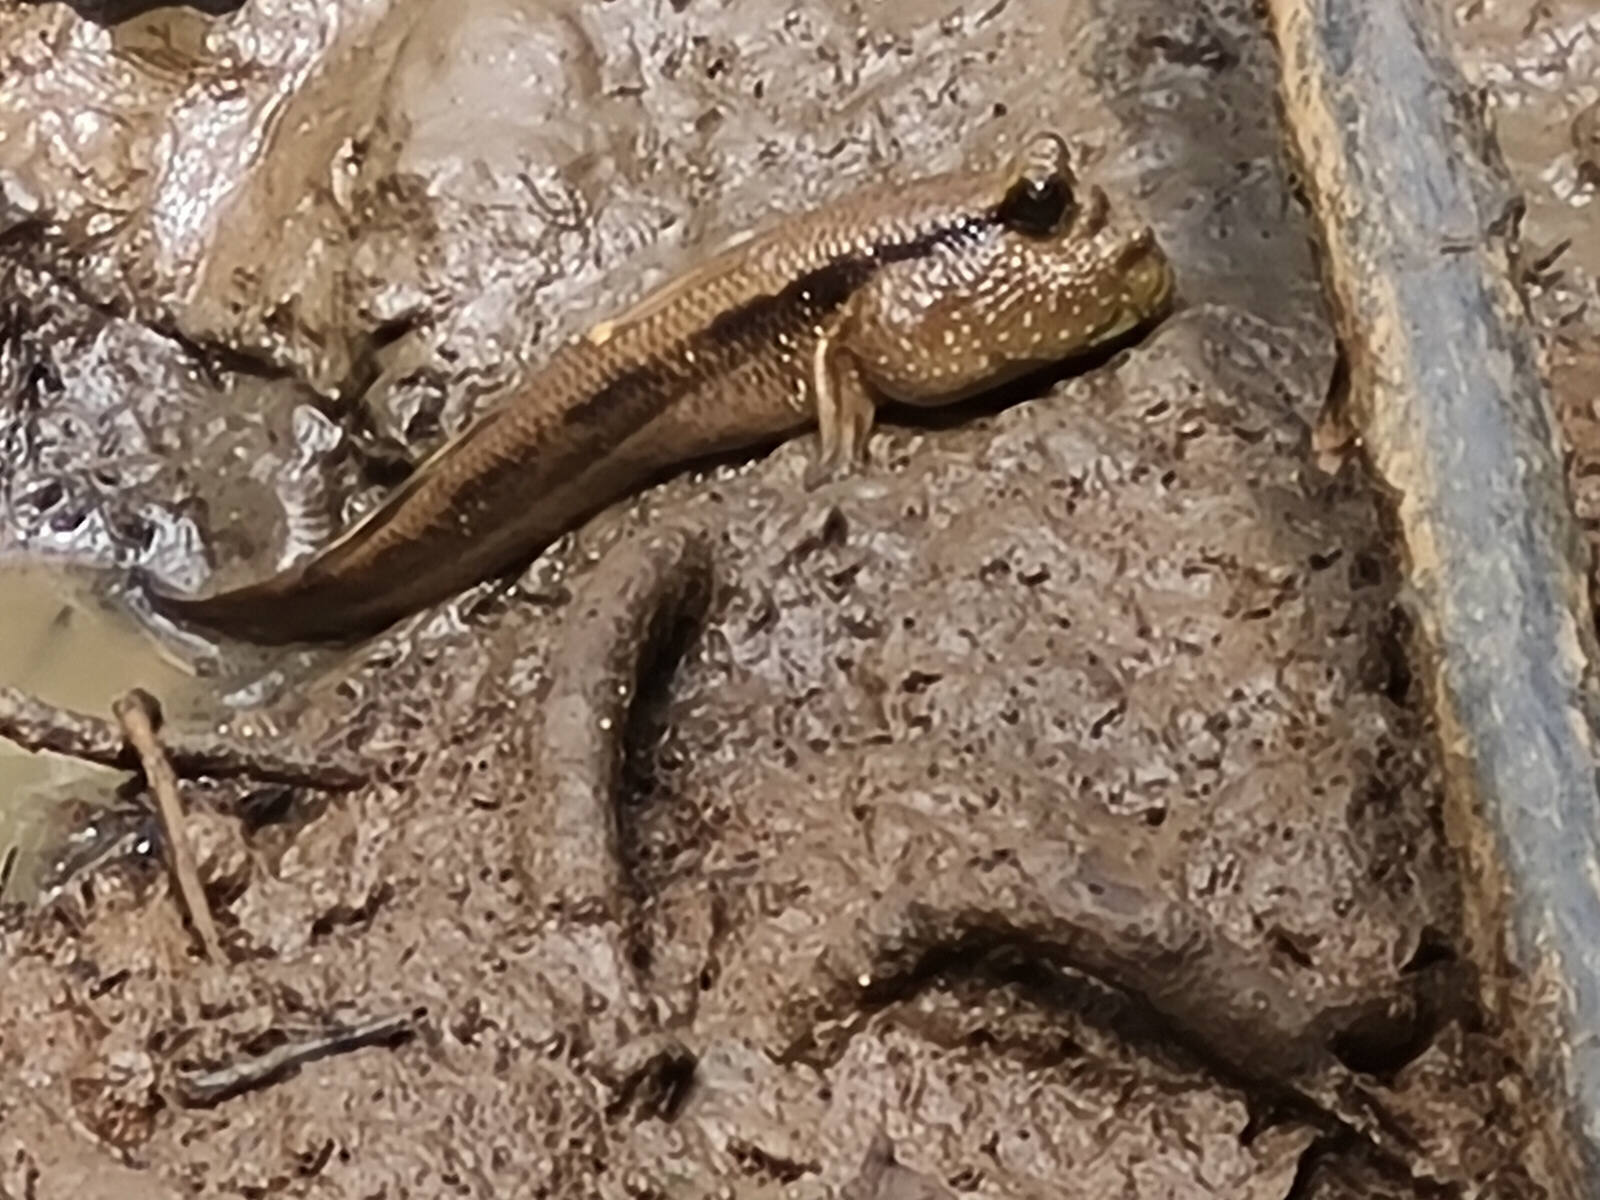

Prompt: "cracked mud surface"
[0,0,1571,1196]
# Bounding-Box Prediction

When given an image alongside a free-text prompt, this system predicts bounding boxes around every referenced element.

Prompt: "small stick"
[0,684,364,791]
[113,689,225,964]
[171,1010,420,1107]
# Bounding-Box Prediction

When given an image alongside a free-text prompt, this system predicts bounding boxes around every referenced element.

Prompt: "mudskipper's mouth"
[1117,228,1176,318]
[1085,229,1175,346]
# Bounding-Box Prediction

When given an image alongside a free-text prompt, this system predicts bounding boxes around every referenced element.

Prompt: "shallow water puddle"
[0,561,207,902]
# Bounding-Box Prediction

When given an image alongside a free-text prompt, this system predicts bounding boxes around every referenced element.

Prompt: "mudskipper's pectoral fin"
[804,332,876,492]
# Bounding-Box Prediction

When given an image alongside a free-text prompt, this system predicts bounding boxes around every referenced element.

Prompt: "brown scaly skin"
[147,132,1175,644]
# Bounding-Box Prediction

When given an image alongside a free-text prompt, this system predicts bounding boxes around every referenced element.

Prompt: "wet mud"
[0,0,1576,1196]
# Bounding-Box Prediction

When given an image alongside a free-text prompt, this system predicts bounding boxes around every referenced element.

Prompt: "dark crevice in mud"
[1280,1135,1351,1200]
[323,318,436,491]
[1285,1137,1460,1200]
[367,314,425,354]
[25,0,246,24]
[1400,926,1458,975]
[799,920,1457,1148]
[236,785,297,835]
[1323,988,1442,1079]
[237,785,334,873]
[599,1042,698,1123]
[938,951,1183,1069]
[928,934,1248,1075]
[1365,602,1417,705]
[337,406,423,490]
[800,930,1453,1191]
[520,529,710,941]
[1328,954,1478,1083]
[1322,337,1352,437]
[727,1136,822,1186]
[804,930,1197,1072]
[615,587,713,970]
[309,881,394,943]
[1238,1095,1315,1148]
[0,243,298,388]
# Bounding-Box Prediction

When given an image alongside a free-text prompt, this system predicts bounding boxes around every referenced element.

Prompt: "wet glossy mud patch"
[0,301,1536,1195]
[1451,3,1600,636]
[0,0,1561,1196]
[606,307,1513,1188]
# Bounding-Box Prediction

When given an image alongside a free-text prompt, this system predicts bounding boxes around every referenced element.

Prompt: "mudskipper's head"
[984,131,1174,360]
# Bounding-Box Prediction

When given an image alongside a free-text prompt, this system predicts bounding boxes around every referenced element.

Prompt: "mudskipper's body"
[148,133,1174,643]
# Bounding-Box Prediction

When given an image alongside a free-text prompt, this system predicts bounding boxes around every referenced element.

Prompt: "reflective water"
[0,561,206,901]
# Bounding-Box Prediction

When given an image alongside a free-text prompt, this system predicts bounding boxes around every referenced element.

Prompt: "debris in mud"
[112,688,225,961]
[0,683,365,791]
[171,1007,421,1108]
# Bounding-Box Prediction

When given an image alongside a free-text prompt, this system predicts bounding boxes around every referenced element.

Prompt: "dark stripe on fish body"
[568,210,999,430]
[439,210,1002,532]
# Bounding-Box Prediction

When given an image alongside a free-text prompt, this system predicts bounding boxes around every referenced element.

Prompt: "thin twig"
[113,689,225,963]
[0,684,364,791]
[171,1009,421,1107]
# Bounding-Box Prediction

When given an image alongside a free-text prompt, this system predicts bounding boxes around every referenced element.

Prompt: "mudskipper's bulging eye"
[998,131,1077,236]
[998,174,1073,236]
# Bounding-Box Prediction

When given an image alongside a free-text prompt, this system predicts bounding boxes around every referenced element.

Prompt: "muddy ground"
[0,0,1589,1196]
[1456,0,1600,642]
